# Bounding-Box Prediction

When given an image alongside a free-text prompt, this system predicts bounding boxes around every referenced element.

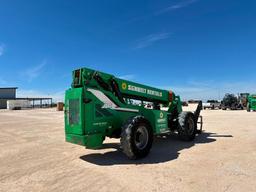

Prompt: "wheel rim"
[134,126,149,150]
[187,117,195,135]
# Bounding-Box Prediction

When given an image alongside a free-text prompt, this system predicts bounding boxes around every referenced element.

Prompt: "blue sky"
[0,0,256,101]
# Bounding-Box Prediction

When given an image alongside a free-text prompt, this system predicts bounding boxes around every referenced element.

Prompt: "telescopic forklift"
[65,68,203,159]
[247,94,256,112]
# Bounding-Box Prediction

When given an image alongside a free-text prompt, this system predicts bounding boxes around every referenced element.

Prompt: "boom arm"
[72,67,180,110]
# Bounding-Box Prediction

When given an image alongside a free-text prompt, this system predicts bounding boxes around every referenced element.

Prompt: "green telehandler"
[65,68,203,159]
[247,94,256,112]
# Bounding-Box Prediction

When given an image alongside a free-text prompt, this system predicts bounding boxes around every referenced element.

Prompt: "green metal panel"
[141,108,169,134]
[65,133,105,149]
[65,87,139,149]
[154,111,169,134]
[65,88,84,135]
[83,89,123,137]
[66,134,87,146]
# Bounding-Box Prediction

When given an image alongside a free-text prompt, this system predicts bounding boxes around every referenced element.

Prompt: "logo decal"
[127,84,163,97]
[122,83,127,90]
[160,112,164,118]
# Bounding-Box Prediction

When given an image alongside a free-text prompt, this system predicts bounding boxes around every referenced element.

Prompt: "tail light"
[169,91,173,102]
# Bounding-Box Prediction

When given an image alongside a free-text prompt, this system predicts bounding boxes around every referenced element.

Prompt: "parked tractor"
[247,94,256,112]
[64,68,203,159]
[221,94,243,110]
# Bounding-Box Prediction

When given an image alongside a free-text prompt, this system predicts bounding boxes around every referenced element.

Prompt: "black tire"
[177,112,196,141]
[247,103,250,112]
[121,116,153,159]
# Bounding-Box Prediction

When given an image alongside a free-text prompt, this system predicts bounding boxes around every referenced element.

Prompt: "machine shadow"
[80,132,232,166]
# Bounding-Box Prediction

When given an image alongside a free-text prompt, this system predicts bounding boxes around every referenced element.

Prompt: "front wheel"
[177,112,196,141]
[121,116,153,159]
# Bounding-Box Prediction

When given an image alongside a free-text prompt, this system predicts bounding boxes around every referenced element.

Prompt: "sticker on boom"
[127,84,163,97]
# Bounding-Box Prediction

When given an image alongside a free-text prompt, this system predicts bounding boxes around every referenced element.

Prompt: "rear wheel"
[121,116,153,159]
[177,112,196,141]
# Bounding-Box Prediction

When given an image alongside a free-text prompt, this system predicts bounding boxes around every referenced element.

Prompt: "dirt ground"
[0,106,256,192]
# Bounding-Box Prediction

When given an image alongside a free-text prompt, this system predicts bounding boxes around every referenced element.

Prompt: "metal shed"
[0,87,53,109]
[0,87,17,109]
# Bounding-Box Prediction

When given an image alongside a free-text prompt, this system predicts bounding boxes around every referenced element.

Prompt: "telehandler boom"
[65,67,203,159]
